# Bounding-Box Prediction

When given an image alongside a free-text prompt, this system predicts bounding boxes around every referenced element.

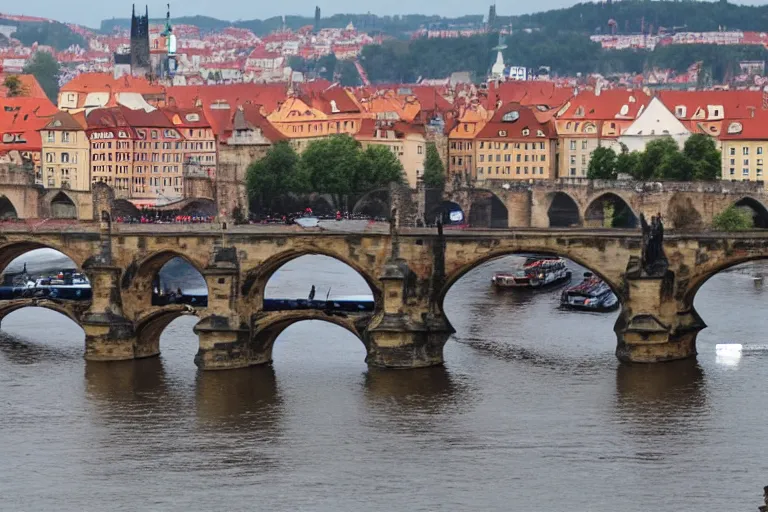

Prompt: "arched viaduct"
[1,222,768,369]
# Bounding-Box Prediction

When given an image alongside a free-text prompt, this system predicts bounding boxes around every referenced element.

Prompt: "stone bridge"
[441,179,768,230]
[1,222,766,369]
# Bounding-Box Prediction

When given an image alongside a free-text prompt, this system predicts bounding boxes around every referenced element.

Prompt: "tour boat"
[491,256,572,289]
[560,272,619,312]
[21,271,92,300]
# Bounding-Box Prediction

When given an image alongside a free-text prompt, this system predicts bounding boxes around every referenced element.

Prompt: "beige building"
[356,120,426,187]
[474,103,558,181]
[720,117,768,184]
[40,111,91,191]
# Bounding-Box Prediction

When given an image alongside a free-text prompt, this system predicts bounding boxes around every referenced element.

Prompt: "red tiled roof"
[231,103,286,142]
[165,83,288,113]
[719,111,768,140]
[558,89,650,120]
[0,74,48,99]
[161,107,211,128]
[61,72,164,96]
[476,102,557,140]
[656,90,763,120]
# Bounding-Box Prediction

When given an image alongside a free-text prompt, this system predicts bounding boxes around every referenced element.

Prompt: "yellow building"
[268,89,366,153]
[555,90,649,177]
[474,103,558,180]
[447,106,487,183]
[40,111,90,191]
[356,120,426,187]
[720,118,768,184]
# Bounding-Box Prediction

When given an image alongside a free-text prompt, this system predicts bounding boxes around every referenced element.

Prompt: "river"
[0,253,765,511]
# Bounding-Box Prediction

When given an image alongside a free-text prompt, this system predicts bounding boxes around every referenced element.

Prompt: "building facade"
[40,111,90,190]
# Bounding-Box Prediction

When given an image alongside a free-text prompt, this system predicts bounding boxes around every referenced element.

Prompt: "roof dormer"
[727,121,743,134]
[675,105,686,118]
[706,105,724,120]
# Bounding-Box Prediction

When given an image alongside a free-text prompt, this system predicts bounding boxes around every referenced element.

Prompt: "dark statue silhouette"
[640,213,668,276]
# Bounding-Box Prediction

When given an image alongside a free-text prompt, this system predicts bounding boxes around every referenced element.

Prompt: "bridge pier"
[82,265,139,361]
[364,260,454,369]
[614,273,703,363]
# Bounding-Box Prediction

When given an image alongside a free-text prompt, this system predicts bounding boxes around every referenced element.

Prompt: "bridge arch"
[0,242,87,278]
[249,312,369,364]
[733,197,768,228]
[49,191,77,219]
[438,247,625,309]
[0,195,19,220]
[667,193,703,230]
[121,250,210,314]
[428,200,465,225]
[0,300,86,328]
[352,188,390,219]
[242,248,382,307]
[584,192,638,228]
[467,189,509,228]
[134,306,201,358]
[546,192,581,227]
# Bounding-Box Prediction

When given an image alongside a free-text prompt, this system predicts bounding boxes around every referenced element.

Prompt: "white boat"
[294,216,319,228]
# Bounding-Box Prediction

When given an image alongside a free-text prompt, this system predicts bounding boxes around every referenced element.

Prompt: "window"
[62,132,71,143]
[495,166,500,174]
[540,167,545,174]
[743,168,750,176]
[496,154,501,162]
[541,155,546,162]
[759,159,764,166]
[524,166,529,174]
[479,155,484,162]
[729,168,735,176]
[581,140,588,150]
[744,159,749,166]
[151,130,158,139]
[759,147,764,155]
[46,152,54,163]
[516,154,521,162]
[479,142,484,149]
[570,155,576,165]
[730,159,736,165]
[478,167,483,174]
[504,154,511,162]
[758,168,763,178]
[61,152,69,163]
[540,142,545,150]
[730,147,736,156]
[417,145,423,155]
[744,147,750,155]
[46,131,55,143]
[570,168,576,176]
[516,166,521,174]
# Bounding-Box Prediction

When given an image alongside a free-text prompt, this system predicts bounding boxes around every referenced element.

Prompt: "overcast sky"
[5,0,765,29]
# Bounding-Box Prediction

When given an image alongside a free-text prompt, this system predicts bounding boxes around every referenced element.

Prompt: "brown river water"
[0,254,766,511]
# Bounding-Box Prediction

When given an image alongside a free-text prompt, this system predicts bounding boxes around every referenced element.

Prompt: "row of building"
[4,72,768,210]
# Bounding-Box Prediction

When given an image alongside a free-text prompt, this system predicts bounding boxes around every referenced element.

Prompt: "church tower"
[130,4,151,77]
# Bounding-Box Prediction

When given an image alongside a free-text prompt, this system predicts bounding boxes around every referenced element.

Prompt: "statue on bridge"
[640,213,669,276]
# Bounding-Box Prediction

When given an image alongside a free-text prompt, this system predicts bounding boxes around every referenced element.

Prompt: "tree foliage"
[683,133,722,180]
[712,205,754,231]
[246,142,305,213]
[587,147,618,180]
[422,142,446,189]
[300,135,403,209]
[23,52,61,102]
[13,21,86,51]
[2,75,24,97]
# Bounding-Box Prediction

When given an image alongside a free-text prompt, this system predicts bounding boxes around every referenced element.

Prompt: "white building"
[618,97,690,152]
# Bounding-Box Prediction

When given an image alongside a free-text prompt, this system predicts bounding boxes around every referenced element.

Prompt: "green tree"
[657,150,694,181]
[712,205,754,231]
[23,52,60,102]
[683,133,721,180]
[632,136,679,180]
[301,135,362,209]
[357,145,405,192]
[616,149,640,177]
[2,75,24,97]
[246,142,304,213]
[587,146,618,179]
[422,142,446,189]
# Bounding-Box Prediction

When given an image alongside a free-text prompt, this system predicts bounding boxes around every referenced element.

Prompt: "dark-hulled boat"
[492,256,572,289]
[560,272,619,312]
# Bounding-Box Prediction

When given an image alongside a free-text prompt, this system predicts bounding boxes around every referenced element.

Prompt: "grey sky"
[4,0,764,30]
